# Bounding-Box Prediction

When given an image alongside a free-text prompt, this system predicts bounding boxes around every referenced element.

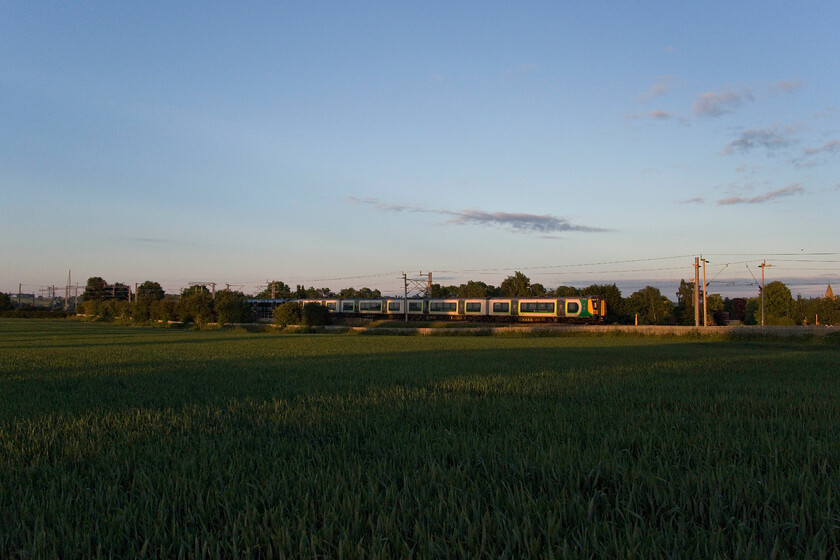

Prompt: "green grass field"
[2,319,839,558]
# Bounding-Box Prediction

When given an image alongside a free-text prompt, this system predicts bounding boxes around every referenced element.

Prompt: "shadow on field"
[3,334,833,421]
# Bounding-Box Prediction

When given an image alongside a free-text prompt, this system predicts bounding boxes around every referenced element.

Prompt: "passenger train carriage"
[248,297,605,323]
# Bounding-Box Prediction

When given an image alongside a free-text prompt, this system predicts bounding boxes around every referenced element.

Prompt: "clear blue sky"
[2,1,838,298]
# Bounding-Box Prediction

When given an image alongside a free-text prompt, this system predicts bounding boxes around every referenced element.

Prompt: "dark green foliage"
[150,298,178,322]
[674,279,696,325]
[762,281,794,324]
[553,285,580,297]
[130,300,151,323]
[500,271,532,296]
[626,286,674,325]
[724,297,747,324]
[745,297,759,325]
[178,288,215,325]
[293,285,336,299]
[0,292,12,311]
[82,276,108,301]
[429,283,458,298]
[457,280,495,297]
[529,282,547,296]
[213,289,251,325]
[581,283,626,323]
[256,281,293,299]
[810,297,840,325]
[339,287,381,298]
[136,280,165,301]
[81,277,130,303]
[131,282,165,323]
[273,301,302,326]
[0,309,68,318]
[301,302,330,326]
[80,299,130,320]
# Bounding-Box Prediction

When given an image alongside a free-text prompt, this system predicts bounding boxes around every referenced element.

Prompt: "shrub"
[178,291,216,325]
[273,302,302,327]
[150,298,178,322]
[214,290,252,325]
[301,302,330,327]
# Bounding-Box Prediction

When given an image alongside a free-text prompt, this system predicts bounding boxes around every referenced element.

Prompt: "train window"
[521,302,555,313]
[409,301,423,312]
[492,302,510,313]
[388,302,401,312]
[359,301,382,312]
[566,301,580,314]
[326,302,336,311]
[430,302,457,312]
[342,303,355,312]
[465,302,482,313]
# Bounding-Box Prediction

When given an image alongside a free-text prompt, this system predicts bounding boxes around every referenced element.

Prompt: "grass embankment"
[1,319,839,558]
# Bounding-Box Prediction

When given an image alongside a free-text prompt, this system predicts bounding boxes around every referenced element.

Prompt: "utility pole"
[403,271,432,322]
[65,270,71,311]
[403,273,408,323]
[18,284,22,307]
[758,261,772,327]
[693,257,700,327]
[701,257,710,327]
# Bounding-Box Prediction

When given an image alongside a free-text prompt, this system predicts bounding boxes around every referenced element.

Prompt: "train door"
[511,300,518,317]
[458,300,465,315]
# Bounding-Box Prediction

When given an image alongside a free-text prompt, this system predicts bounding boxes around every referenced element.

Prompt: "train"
[248,296,606,323]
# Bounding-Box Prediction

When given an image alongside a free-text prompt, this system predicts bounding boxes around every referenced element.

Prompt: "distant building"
[826,284,835,299]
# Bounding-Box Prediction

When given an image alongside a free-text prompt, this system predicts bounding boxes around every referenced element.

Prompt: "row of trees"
[59,273,840,326]
[79,278,251,325]
[418,273,840,326]
[255,281,381,300]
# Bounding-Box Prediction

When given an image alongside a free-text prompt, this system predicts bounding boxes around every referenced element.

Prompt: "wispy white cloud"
[771,79,802,93]
[804,139,840,156]
[677,197,705,204]
[717,184,804,205]
[722,125,798,155]
[793,139,840,168]
[445,210,607,234]
[347,197,609,235]
[345,197,429,213]
[636,75,677,103]
[735,164,763,176]
[692,89,753,117]
[627,110,692,125]
[628,110,677,121]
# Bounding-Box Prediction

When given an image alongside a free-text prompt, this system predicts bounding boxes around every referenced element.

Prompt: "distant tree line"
[0,291,70,318]
[255,281,382,300]
[76,278,251,325]
[257,271,840,326]
[7,272,837,326]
